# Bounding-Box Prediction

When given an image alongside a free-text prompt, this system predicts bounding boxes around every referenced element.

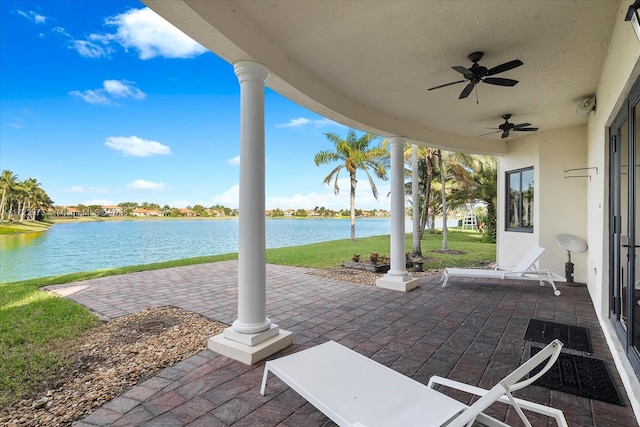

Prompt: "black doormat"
[529,346,624,406]
[524,319,592,352]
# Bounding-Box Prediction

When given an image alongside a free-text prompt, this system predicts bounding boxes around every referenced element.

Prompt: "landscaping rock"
[1,307,226,427]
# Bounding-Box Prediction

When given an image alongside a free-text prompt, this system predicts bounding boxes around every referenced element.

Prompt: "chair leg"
[505,391,532,427]
[441,270,450,288]
[260,364,271,396]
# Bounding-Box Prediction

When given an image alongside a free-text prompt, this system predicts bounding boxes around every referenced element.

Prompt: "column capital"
[387,136,407,146]
[234,61,270,85]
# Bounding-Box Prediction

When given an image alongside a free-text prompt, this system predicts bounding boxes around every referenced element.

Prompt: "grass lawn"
[0,282,97,406]
[0,229,494,407]
[266,229,494,269]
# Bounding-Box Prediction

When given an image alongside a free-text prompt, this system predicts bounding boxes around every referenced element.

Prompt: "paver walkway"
[45,261,639,426]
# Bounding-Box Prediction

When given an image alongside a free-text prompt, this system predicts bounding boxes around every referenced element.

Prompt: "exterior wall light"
[626,0,640,43]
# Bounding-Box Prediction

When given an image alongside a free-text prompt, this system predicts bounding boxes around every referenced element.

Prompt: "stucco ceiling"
[143,0,621,155]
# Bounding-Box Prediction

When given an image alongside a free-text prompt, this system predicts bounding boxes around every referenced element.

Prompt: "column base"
[208,327,293,365]
[376,274,419,292]
[225,323,279,346]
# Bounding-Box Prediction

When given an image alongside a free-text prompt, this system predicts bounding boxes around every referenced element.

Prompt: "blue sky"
[0,0,392,211]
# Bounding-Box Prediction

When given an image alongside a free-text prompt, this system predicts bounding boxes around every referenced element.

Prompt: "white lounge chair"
[260,339,567,427]
[441,246,563,296]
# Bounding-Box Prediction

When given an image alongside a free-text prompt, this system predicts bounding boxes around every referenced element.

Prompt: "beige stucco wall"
[587,3,640,318]
[497,127,587,282]
[497,136,539,267]
[538,126,589,282]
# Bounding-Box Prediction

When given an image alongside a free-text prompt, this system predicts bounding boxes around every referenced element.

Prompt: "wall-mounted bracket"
[563,167,597,181]
[564,167,598,174]
[564,175,591,181]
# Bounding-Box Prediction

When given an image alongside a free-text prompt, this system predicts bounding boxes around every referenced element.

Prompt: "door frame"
[609,75,640,377]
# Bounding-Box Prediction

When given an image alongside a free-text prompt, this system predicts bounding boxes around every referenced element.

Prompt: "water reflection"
[0,231,47,251]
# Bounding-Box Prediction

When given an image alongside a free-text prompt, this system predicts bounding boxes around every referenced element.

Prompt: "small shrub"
[369,252,380,264]
[352,254,361,262]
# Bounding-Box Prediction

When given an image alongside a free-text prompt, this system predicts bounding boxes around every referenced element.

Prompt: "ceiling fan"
[477,114,539,139]
[428,51,523,100]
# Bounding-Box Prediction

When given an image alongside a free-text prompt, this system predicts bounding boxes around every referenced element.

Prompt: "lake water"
[0,217,430,282]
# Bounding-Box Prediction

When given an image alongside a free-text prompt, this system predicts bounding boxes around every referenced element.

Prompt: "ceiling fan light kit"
[427,51,523,100]
[477,114,539,139]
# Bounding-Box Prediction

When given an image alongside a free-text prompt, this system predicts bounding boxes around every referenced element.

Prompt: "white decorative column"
[209,61,292,364]
[376,137,419,292]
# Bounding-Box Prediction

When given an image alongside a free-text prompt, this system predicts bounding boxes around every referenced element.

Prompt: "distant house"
[102,205,124,216]
[50,206,79,217]
[131,208,162,217]
[283,209,295,217]
[179,208,196,217]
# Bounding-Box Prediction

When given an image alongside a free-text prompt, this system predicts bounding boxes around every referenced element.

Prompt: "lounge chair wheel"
[554,290,561,296]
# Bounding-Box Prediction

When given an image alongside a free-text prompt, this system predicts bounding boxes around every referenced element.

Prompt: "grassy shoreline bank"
[0,220,52,235]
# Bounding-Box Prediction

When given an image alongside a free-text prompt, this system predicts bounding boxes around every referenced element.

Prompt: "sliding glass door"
[610,77,640,376]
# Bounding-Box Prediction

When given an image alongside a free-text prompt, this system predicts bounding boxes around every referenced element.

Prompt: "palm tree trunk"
[350,172,357,241]
[20,198,27,221]
[419,158,433,239]
[438,150,448,251]
[411,145,422,257]
[0,189,5,221]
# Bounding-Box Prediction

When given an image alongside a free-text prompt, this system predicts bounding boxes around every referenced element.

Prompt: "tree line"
[0,170,54,222]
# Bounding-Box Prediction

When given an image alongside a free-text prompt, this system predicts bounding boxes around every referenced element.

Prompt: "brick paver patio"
[45,261,638,426]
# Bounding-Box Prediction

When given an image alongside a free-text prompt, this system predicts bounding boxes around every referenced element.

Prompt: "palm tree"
[447,155,498,242]
[0,170,20,221]
[314,129,389,241]
[468,156,498,241]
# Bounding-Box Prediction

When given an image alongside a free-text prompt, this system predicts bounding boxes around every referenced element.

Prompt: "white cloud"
[208,179,391,212]
[105,136,171,157]
[227,155,240,166]
[169,200,190,209]
[275,117,346,129]
[69,89,111,105]
[313,118,345,128]
[276,117,311,128]
[9,119,24,129]
[266,190,390,211]
[52,26,70,37]
[212,185,240,209]
[105,8,207,60]
[17,10,47,24]
[126,179,165,191]
[70,80,145,105]
[82,198,115,206]
[72,40,108,58]
[265,177,391,211]
[64,185,109,194]
[103,79,145,99]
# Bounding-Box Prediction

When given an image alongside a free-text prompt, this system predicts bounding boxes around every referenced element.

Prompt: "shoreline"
[0,220,52,235]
